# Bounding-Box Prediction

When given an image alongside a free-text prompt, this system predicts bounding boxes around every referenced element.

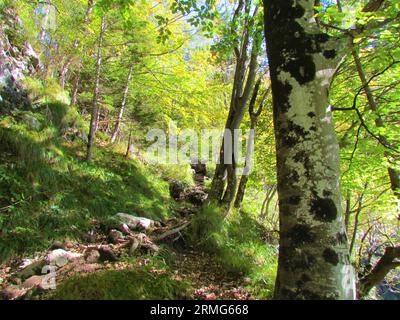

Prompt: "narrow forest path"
[168,163,252,300]
[170,249,252,300]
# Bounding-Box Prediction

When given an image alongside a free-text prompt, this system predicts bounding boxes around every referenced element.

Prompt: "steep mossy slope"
[0,99,185,262]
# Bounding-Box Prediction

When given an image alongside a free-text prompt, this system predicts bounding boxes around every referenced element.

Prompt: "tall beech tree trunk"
[86,16,105,162]
[111,64,134,143]
[209,1,261,209]
[263,0,356,299]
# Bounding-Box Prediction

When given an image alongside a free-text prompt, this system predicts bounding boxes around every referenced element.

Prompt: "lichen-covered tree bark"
[263,0,356,299]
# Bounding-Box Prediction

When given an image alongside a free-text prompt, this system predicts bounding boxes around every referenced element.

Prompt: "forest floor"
[171,249,252,300]
[0,164,252,300]
[0,220,253,300]
[172,169,251,299]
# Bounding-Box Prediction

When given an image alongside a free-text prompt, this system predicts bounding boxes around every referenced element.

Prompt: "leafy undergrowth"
[0,102,191,262]
[188,204,278,299]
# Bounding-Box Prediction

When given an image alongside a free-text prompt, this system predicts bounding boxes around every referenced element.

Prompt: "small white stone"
[116,213,156,230]
[18,259,32,270]
[46,249,81,267]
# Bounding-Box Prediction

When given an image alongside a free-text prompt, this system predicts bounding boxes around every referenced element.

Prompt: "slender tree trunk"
[260,190,270,217]
[234,175,248,209]
[71,64,81,106]
[59,59,72,89]
[344,191,351,229]
[111,64,134,143]
[263,0,356,300]
[83,0,95,24]
[220,46,259,209]
[261,186,277,220]
[86,16,105,162]
[208,1,259,208]
[94,106,101,132]
[233,122,258,210]
[234,78,267,209]
[125,130,134,159]
[349,191,365,257]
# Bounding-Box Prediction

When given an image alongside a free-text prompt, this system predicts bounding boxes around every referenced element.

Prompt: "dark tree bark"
[361,0,385,12]
[344,191,351,229]
[263,0,356,299]
[125,130,134,159]
[86,16,105,162]
[349,189,366,256]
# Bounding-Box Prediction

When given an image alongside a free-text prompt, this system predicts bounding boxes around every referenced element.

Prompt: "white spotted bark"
[263,0,356,299]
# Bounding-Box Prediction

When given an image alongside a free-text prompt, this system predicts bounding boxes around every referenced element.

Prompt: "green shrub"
[23,77,70,106]
[153,163,195,187]
[0,124,59,186]
[22,77,44,103]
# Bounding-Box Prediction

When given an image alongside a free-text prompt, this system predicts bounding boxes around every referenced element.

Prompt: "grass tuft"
[49,262,191,300]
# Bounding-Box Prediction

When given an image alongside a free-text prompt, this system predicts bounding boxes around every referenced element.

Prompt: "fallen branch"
[118,233,160,255]
[358,246,400,298]
[153,222,191,242]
